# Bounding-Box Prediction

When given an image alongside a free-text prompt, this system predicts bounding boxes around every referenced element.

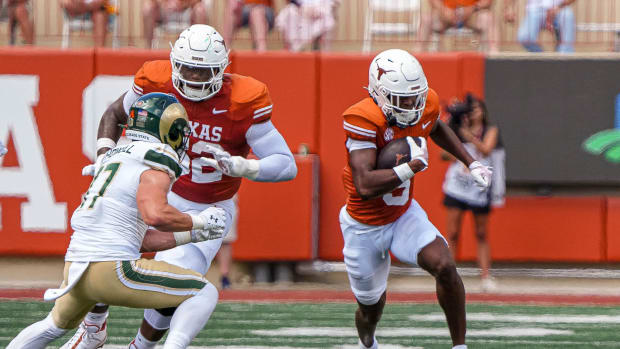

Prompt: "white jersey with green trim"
[66,141,182,262]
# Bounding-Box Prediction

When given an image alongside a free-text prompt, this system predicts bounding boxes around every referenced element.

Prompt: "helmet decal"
[376,65,395,81]
[126,93,190,158]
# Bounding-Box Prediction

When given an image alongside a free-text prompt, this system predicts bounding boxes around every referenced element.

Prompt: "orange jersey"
[132,60,272,204]
[342,89,440,226]
[443,0,479,8]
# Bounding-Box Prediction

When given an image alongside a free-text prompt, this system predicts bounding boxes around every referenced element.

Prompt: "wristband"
[244,159,260,180]
[393,163,415,182]
[97,138,117,152]
[189,214,204,230]
[173,231,191,246]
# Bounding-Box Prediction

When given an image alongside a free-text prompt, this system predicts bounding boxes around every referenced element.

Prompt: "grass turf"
[2,301,620,348]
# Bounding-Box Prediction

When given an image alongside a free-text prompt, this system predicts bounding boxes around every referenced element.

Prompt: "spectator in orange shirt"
[61,0,111,47]
[416,0,499,53]
[223,0,275,51]
[142,0,209,49]
[3,0,34,45]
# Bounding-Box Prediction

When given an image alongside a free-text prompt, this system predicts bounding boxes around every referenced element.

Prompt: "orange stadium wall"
[0,48,612,263]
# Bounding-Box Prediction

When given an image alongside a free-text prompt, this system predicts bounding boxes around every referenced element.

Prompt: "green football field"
[2,300,620,348]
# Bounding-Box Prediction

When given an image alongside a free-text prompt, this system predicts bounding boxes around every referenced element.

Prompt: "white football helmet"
[367,49,428,128]
[170,24,230,101]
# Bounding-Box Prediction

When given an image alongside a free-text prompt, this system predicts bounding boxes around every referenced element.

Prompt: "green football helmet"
[126,92,190,158]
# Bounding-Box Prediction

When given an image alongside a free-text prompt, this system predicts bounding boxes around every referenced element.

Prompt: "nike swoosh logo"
[422,121,432,129]
[212,108,227,115]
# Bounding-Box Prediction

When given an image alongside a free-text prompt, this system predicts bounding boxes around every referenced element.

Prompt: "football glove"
[191,206,227,234]
[406,136,429,171]
[201,144,260,180]
[81,154,104,176]
[469,161,492,188]
[173,227,223,246]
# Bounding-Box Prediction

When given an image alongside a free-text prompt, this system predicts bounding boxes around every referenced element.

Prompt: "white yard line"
[251,327,573,337]
[298,262,620,279]
[410,312,620,323]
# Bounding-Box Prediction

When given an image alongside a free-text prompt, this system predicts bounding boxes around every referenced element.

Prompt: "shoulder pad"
[138,142,182,179]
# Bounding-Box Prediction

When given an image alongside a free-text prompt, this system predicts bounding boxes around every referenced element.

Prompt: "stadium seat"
[61,0,119,48]
[362,0,420,53]
[151,0,213,49]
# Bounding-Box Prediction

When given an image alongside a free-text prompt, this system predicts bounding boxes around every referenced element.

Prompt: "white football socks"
[83,309,108,330]
[359,336,378,349]
[452,345,468,349]
[6,313,68,349]
[163,283,219,349]
[130,329,159,349]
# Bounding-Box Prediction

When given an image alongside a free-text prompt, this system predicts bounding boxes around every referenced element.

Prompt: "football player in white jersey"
[7,93,228,349]
[62,24,298,349]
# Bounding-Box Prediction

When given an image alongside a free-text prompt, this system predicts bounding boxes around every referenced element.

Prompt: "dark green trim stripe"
[121,261,206,290]
[144,149,182,178]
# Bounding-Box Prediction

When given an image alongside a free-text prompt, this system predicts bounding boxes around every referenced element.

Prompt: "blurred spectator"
[2,0,34,45]
[416,0,499,53]
[143,0,208,49]
[223,0,274,51]
[216,194,239,289]
[441,94,505,292]
[275,0,339,52]
[504,0,576,53]
[61,0,112,47]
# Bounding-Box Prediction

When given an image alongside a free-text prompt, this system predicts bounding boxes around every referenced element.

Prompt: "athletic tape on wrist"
[393,163,415,182]
[190,214,203,230]
[96,138,116,152]
[173,231,192,246]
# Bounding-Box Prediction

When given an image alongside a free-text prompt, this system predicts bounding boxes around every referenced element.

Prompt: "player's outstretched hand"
[406,136,428,171]
[201,144,259,180]
[81,155,104,176]
[469,161,492,188]
[81,164,96,176]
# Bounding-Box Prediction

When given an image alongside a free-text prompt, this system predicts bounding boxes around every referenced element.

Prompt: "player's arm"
[430,120,492,187]
[137,169,194,231]
[430,119,475,166]
[96,92,132,157]
[202,120,298,182]
[140,229,177,253]
[246,120,297,182]
[82,90,141,176]
[349,144,426,200]
[137,170,227,244]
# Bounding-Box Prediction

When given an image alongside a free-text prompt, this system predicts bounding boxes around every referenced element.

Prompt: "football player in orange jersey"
[340,49,491,349]
[61,24,297,349]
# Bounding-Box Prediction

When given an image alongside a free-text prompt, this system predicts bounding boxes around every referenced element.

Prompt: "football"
[376,137,422,169]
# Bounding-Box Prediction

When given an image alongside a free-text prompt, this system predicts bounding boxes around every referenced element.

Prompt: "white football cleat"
[60,320,107,349]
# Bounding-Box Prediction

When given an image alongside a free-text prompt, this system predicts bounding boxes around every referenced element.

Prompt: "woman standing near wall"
[442,94,505,292]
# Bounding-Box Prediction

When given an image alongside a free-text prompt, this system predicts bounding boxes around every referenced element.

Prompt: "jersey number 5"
[382,181,410,206]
